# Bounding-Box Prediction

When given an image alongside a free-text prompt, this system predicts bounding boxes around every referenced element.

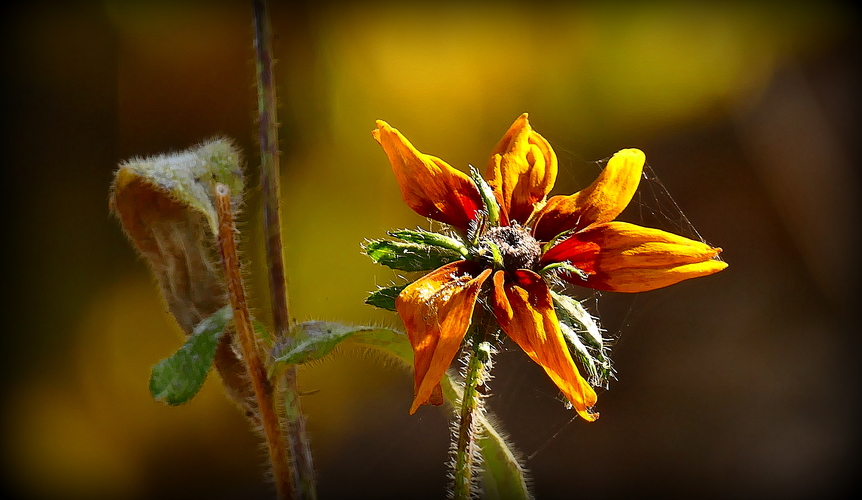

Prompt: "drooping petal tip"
[371,119,390,144]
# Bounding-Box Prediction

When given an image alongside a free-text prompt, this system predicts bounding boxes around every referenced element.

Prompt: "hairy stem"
[252,1,316,498]
[453,336,492,499]
[215,184,292,498]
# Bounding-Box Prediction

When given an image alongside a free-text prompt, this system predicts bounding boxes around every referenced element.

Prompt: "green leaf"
[388,229,469,257]
[365,284,407,311]
[365,239,462,271]
[272,322,402,365]
[346,326,415,363]
[149,306,233,405]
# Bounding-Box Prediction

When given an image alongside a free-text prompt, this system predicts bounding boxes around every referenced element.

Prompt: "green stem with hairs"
[453,334,493,499]
[252,0,316,498]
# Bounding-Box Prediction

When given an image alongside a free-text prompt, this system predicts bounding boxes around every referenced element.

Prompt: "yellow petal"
[542,221,727,293]
[395,261,492,414]
[373,120,482,231]
[590,260,728,293]
[485,113,558,225]
[533,148,644,241]
[491,270,598,421]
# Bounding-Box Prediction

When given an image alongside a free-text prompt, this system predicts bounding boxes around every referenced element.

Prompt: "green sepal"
[388,228,469,258]
[364,239,462,272]
[365,284,407,311]
[488,241,505,270]
[469,165,501,227]
[559,322,600,385]
[541,229,575,255]
[149,305,233,405]
[551,291,613,387]
[551,291,602,348]
[540,261,588,281]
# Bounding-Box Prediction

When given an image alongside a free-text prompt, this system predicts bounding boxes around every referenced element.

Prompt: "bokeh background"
[2,0,859,498]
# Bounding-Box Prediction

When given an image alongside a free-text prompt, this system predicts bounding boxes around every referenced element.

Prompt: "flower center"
[480,225,542,271]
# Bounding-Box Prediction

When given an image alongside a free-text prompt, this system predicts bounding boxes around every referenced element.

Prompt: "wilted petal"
[396,261,492,414]
[373,120,483,231]
[491,270,598,421]
[533,148,645,241]
[542,221,727,292]
[485,113,558,225]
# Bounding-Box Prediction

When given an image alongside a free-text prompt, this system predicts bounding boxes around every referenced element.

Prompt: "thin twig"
[215,183,292,498]
[252,0,317,498]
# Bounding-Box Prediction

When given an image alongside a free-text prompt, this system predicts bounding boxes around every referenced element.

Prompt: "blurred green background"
[2,0,859,498]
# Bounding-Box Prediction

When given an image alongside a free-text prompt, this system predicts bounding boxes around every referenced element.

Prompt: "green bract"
[387,228,469,257]
[469,165,501,227]
[364,240,462,272]
[365,284,407,311]
[552,291,614,387]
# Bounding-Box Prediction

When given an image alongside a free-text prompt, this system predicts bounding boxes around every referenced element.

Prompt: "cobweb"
[522,149,719,460]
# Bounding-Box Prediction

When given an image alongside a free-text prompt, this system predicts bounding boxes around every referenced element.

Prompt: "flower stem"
[252,1,316,497]
[453,334,492,500]
[214,184,292,498]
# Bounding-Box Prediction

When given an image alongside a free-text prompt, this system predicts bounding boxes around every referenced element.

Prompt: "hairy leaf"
[273,322,397,365]
[149,306,233,405]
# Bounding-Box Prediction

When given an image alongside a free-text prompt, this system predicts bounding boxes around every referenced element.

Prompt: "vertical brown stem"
[215,184,292,499]
[252,0,316,498]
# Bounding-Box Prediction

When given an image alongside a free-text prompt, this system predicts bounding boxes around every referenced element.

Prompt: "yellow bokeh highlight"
[4,277,258,497]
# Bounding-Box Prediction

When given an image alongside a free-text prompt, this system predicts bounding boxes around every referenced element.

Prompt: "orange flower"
[372,114,727,421]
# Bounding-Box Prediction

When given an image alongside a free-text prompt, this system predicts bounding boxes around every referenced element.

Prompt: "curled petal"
[491,270,598,421]
[485,113,558,225]
[396,261,492,414]
[373,120,483,231]
[533,148,645,241]
[542,221,727,292]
